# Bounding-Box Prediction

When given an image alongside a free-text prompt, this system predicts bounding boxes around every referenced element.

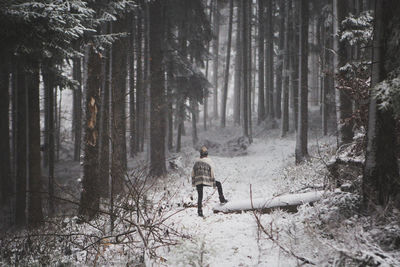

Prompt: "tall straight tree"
[149,0,166,177]
[281,0,290,137]
[212,0,220,119]
[295,0,309,164]
[266,0,274,118]
[72,54,82,162]
[291,0,299,131]
[79,44,101,218]
[111,18,128,195]
[233,1,242,125]
[333,0,354,146]
[136,9,144,153]
[0,56,11,206]
[241,0,249,138]
[129,14,136,158]
[257,0,265,124]
[275,0,285,119]
[26,59,43,227]
[221,0,234,128]
[363,0,400,208]
[15,59,27,226]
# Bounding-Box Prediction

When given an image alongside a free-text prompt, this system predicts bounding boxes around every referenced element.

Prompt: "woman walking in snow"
[192,146,228,217]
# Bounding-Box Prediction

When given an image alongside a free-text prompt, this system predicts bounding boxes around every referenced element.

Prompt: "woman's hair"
[200,146,208,158]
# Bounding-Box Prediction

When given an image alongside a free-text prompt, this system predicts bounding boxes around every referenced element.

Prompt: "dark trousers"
[196,181,225,213]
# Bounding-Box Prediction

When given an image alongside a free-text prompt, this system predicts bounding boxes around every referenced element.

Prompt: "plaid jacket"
[191,157,216,187]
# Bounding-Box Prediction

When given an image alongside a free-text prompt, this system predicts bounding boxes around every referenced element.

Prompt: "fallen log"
[213,191,324,214]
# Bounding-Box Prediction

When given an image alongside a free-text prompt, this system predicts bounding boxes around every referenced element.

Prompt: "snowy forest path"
[163,131,298,266]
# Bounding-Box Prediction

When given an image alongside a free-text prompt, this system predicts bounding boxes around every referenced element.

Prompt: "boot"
[219,197,228,204]
[198,210,204,217]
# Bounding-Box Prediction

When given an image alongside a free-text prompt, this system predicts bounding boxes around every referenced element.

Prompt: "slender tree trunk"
[204,0,213,131]
[233,1,242,125]
[363,0,400,208]
[15,59,27,226]
[99,33,111,198]
[0,60,11,206]
[221,0,234,128]
[291,0,299,131]
[248,0,253,143]
[149,0,167,177]
[191,101,199,146]
[275,0,285,119]
[42,60,55,216]
[136,9,144,153]
[334,0,354,146]
[266,0,275,118]
[212,0,220,119]
[73,56,82,162]
[111,18,128,195]
[281,0,290,137]
[129,15,136,158]
[257,0,265,124]
[295,0,309,164]
[79,44,101,218]
[27,59,43,227]
[242,0,249,138]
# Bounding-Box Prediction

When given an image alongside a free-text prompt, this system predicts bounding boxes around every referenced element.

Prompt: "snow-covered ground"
[153,129,317,266]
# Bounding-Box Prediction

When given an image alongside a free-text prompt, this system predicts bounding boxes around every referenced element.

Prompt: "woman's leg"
[215,181,227,203]
[196,184,204,216]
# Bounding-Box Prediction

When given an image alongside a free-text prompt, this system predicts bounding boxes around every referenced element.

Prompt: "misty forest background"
[1,0,400,265]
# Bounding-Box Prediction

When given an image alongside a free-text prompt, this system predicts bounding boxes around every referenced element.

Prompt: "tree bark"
[295,0,309,164]
[212,0,220,119]
[26,59,43,227]
[0,59,11,206]
[291,0,299,131]
[15,59,27,226]
[257,0,265,124]
[72,56,82,162]
[221,0,234,128]
[275,0,285,119]
[363,0,400,208]
[79,44,101,219]
[111,19,128,194]
[233,1,242,125]
[242,0,249,138]
[136,8,144,153]
[149,0,167,177]
[281,0,290,137]
[129,14,136,158]
[333,0,354,146]
[266,0,274,118]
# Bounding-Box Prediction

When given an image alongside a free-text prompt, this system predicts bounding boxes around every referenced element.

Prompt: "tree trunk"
[129,15,136,158]
[233,1,242,125]
[15,60,27,226]
[295,0,309,164]
[333,0,354,146]
[111,18,128,195]
[275,0,285,119]
[72,56,82,162]
[149,0,167,177]
[281,0,290,137]
[0,59,11,206]
[242,0,249,138]
[79,44,101,219]
[257,0,265,124]
[363,0,400,208]
[221,0,234,128]
[266,0,274,118]
[136,8,144,153]
[291,0,299,131]
[26,59,43,227]
[212,0,220,119]
[42,60,55,216]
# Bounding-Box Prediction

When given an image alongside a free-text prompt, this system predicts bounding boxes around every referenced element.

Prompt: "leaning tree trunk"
[295,0,309,164]
[257,0,265,124]
[221,0,234,128]
[363,0,400,208]
[26,59,43,227]
[111,19,128,195]
[149,0,167,177]
[79,44,101,219]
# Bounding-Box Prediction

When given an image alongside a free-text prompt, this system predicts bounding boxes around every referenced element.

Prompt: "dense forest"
[1,0,400,266]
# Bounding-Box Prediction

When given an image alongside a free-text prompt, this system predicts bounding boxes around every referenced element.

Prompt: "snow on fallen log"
[213,191,325,214]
